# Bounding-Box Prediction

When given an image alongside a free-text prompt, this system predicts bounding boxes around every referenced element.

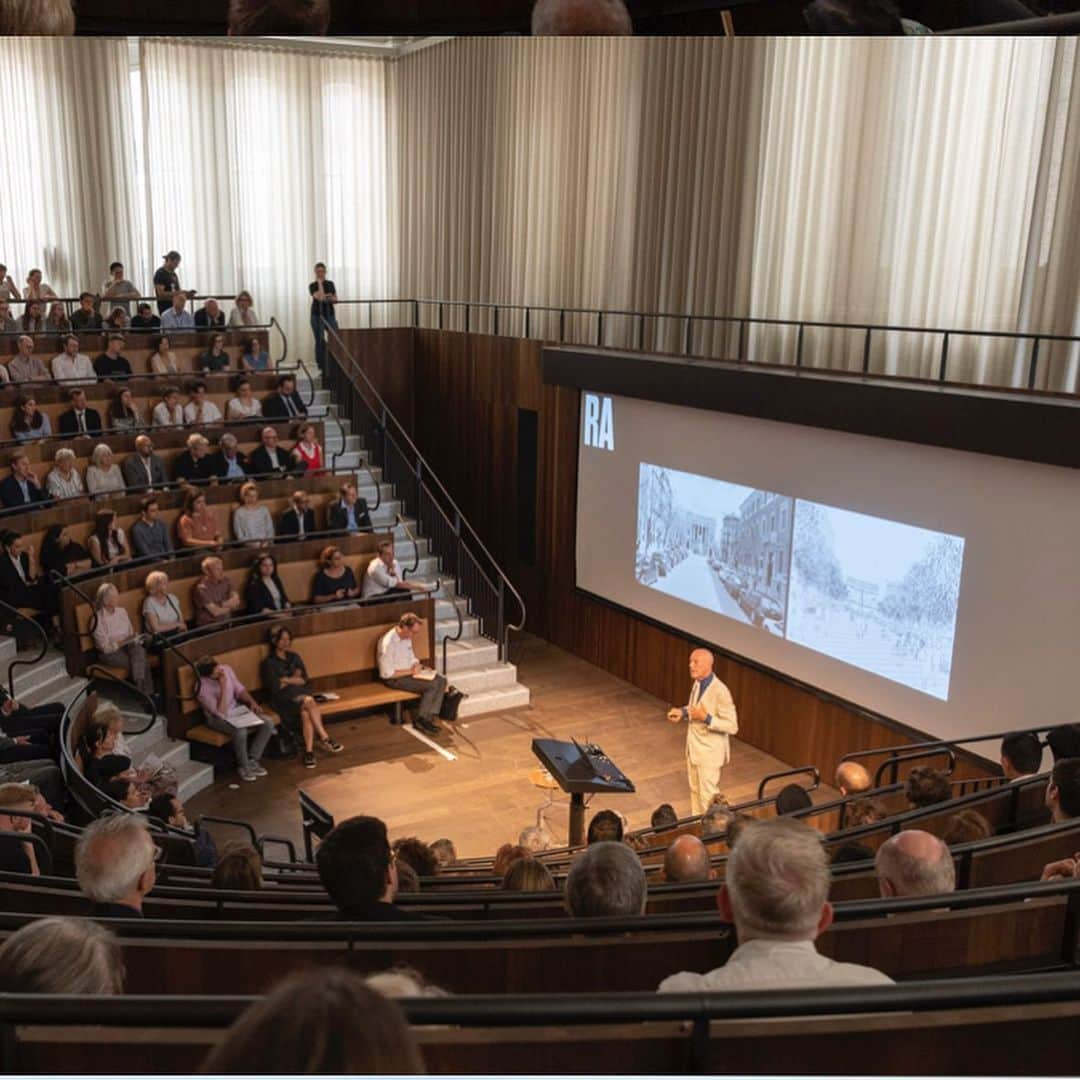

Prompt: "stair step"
[457,683,531,718]
[10,653,68,698]
[139,736,192,771]
[175,758,216,802]
[448,662,520,695]
[19,675,88,710]
[435,616,478,643]
[122,716,167,758]
[443,638,500,672]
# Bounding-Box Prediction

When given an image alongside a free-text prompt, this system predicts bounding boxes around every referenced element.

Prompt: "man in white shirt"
[362,540,435,602]
[161,291,195,331]
[50,335,96,386]
[376,612,446,737]
[659,818,893,993]
[183,381,223,425]
[151,386,184,428]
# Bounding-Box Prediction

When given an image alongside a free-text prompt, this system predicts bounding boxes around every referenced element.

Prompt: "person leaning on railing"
[101,261,139,315]
[308,261,338,375]
[23,269,57,303]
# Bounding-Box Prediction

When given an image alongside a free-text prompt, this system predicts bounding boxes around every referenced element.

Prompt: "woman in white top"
[232,481,275,547]
[23,269,57,301]
[91,582,152,695]
[226,377,263,421]
[86,444,125,496]
[109,388,146,432]
[142,570,187,637]
[228,290,259,328]
[87,509,130,567]
[45,447,85,500]
[151,386,185,427]
[149,335,179,375]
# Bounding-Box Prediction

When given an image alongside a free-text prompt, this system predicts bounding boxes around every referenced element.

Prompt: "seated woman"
[228,291,259,328]
[149,335,178,376]
[78,707,173,800]
[102,776,146,809]
[291,422,325,475]
[151,385,184,427]
[109,387,145,432]
[45,302,69,334]
[105,307,129,331]
[245,552,291,616]
[10,395,52,442]
[240,336,270,373]
[90,583,153,697]
[44,447,85,500]
[87,509,130,567]
[232,481,275,547]
[197,332,231,373]
[40,523,92,580]
[260,626,342,769]
[311,545,360,604]
[225,377,262,421]
[177,490,223,550]
[142,569,187,641]
[85,444,124,497]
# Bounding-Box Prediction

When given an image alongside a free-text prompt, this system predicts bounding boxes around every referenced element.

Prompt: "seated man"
[121,435,169,493]
[0,783,40,875]
[183,380,223,425]
[160,291,195,331]
[0,684,63,764]
[9,335,51,383]
[207,432,250,481]
[249,425,304,478]
[74,813,156,918]
[262,373,306,419]
[131,302,160,330]
[361,540,433,602]
[587,809,623,844]
[1000,731,1043,781]
[130,497,173,560]
[173,433,216,486]
[193,656,274,783]
[531,0,633,34]
[69,292,104,332]
[651,803,678,830]
[0,451,50,508]
[875,829,956,898]
[1046,758,1080,823]
[92,335,132,380]
[775,783,812,816]
[835,761,872,796]
[192,556,243,627]
[905,766,952,809]
[662,834,715,883]
[278,489,315,538]
[58,387,104,437]
[316,815,426,921]
[327,481,372,534]
[660,819,893,991]
[376,612,446,737]
[0,760,65,816]
[565,842,646,917]
[51,335,96,385]
[146,793,218,868]
[194,298,225,329]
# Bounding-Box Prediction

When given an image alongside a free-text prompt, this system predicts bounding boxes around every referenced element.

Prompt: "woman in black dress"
[245,553,291,616]
[260,625,341,769]
[311,545,359,604]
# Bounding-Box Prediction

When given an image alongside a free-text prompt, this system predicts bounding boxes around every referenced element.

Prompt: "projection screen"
[575,392,1080,743]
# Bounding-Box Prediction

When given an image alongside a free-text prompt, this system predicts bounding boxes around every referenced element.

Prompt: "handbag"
[266,726,298,759]
[439,686,465,723]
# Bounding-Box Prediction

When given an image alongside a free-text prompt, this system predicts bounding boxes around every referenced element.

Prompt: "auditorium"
[0,9,1078,1076]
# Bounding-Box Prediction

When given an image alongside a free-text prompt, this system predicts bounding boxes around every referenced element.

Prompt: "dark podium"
[532,738,635,847]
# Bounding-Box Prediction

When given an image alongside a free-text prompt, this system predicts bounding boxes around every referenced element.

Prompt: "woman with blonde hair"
[228,291,259,328]
[502,856,557,892]
[211,843,263,891]
[232,481,275,546]
[0,0,75,34]
[86,443,124,496]
[142,569,187,638]
[91,582,152,696]
[0,917,124,994]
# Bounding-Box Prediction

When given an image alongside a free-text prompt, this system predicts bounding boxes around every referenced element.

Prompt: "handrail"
[256,834,298,863]
[872,747,957,788]
[0,828,52,877]
[395,512,421,576]
[756,765,820,801]
[2,808,55,853]
[267,316,287,369]
[0,597,49,699]
[48,568,101,638]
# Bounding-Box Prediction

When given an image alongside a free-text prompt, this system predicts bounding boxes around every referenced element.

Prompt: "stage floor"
[186,635,837,859]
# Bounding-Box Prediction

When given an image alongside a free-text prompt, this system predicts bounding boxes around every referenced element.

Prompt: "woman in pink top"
[177,491,223,549]
[91,583,153,695]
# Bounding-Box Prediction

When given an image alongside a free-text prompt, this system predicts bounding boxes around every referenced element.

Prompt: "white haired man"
[659,818,892,991]
[875,829,956,898]
[565,841,647,918]
[75,814,157,918]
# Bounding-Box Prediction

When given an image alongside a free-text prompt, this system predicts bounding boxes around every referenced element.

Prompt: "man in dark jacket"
[249,426,305,478]
[207,432,251,481]
[327,481,372,534]
[278,489,316,538]
[173,433,217,486]
[262,374,306,419]
[57,388,104,438]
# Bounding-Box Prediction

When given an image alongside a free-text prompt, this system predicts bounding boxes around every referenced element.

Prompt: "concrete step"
[0,635,18,685]
[122,715,168,758]
[11,652,69,699]
[448,661,520,695]
[443,638,500,673]
[434,596,469,622]
[20,675,88,711]
[435,616,479,644]
[355,481,393,505]
[175,757,216,802]
[457,683,531,718]
[139,736,193,772]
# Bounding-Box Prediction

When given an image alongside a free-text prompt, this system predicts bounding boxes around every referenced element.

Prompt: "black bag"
[439,687,465,723]
[266,726,298,760]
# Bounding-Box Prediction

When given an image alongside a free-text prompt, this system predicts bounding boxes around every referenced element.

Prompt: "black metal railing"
[0,597,49,698]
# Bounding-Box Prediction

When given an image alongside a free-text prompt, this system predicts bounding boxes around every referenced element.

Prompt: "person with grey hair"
[0,916,125,994]
[565,841,647,918]
[662,835,715,883]
[531,0,632,34]
[519,825,550,853]
[875,829,956,898]
[75,813,157,918]
[659,819,892,991]
[45,447,85,500]
[701,803,732,837]
[430,838,457,868]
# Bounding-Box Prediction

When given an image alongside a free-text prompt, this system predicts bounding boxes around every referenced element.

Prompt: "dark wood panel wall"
[340,328,995,783]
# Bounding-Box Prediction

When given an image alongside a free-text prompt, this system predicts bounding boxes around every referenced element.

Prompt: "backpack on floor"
[439,687,465,722]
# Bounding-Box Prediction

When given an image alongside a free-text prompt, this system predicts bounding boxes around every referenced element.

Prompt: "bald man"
[667,648,738,816]
[662,835,715,883]
[835,761,872,797]
[875,829,956,898]
[531,0,632,34]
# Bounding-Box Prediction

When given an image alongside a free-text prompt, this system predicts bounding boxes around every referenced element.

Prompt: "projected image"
[635,464,794,634]
[786,504,964,700]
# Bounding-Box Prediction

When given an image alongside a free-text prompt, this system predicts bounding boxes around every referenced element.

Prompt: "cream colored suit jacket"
[685,675,738,768]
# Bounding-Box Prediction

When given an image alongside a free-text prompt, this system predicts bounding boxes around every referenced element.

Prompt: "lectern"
[531,738,635,847]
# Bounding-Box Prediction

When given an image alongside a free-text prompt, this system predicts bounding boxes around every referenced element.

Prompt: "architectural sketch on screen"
[635,464,793,634]
[786,504,965,700]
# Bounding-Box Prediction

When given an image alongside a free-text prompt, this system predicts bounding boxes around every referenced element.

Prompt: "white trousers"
[687,754,723,817]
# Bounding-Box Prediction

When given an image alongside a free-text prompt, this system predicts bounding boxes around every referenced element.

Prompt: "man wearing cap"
[154,251,194,314]
[376,613,446,737]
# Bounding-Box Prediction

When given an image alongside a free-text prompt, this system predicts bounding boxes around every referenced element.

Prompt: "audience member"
[208,432,251,480]
[0,783,40,874]
[0,762,64,811]
[92,582,153,694]
[662,834,715,883]
[194,655,274,782]
[103,776,146,810]
[0,265,16,302]
[905,766,952,809]
[287,424,322,477]
[131,303,161,330]
[184,380,224,425]
[0,531,52,632]
[1046,758,1080,822]
[174,433,217,486]
[278,489,315,538]
[503,857,557,892]
[393,837,440,878]
[531,0,632,34]
[51,334,96,385]
[229,290,260,327]
[830,841,876,865]
[86,444,125,496]
[362,539,428,602]
[146,793,217,869]
[70,291,104,331]
[1046,726,1080,764]
[308,262,338,373]
[565,841,646,917]
[58,387,104,437]
[327,480,372,533]
[394,859,420,893]
[226,376,263,420]
[377,612,447,738]
[240,335,271,372]
[519,825,550,853]
[23,269,58,302]
[312,545,361,603]
[153,252,189,313]
[229,0,331,33]
[109,387,145,431]
[18,301,45,334]
[493,844,534,876]
[101,261,139,313]
[87,509,130,567]
[142,570,187,637]
[723,813,754,850]
[587,808,624,844]
[659,819,892,992]
[151,385,185,427]
[106,307,130,330]
[149,335,178,374]
[316,815,423,921]
[75,813,156,918]
[200,967,423,1074]
[0,917,124,994]
[193,556,242,627]
[177,490,223,549]
[263,373,306,419]
[775,783,813,816]
[845,796,887,829]
[700,802,732,837]
[249,425,303,477]
[93,334,132,380]
[651,802,678,830]
[197,331,231,372]
[9,335,50,383]
[0,299,13,334]
[0,678,63,764]
[1000,731,1043,781]
[122,435,169,493]
[77,710,142,792]
[245,552,291,615]
[942,809,993,846]
[44,448,84,500]
[11,395,52,441]
[262,625,341,767]
[365,966,447,999]
[232,481,275,545]
[211,843,264,890]
[195,298,226,330]
[161,290,195,331]
[39,523,91,578]
[835,761,873,796]
[431,837,458,867]
[875,829,956,897]
[45,302,70,333]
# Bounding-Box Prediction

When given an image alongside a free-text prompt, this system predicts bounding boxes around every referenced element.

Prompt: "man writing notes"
[667,648,738,815]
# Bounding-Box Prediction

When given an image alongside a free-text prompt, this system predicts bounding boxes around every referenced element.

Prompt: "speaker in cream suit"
[667,648,738,815]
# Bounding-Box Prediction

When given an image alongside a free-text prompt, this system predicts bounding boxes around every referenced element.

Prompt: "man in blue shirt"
[130,498,173,560]
[161,291,195,331]
[327,481,372,534]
